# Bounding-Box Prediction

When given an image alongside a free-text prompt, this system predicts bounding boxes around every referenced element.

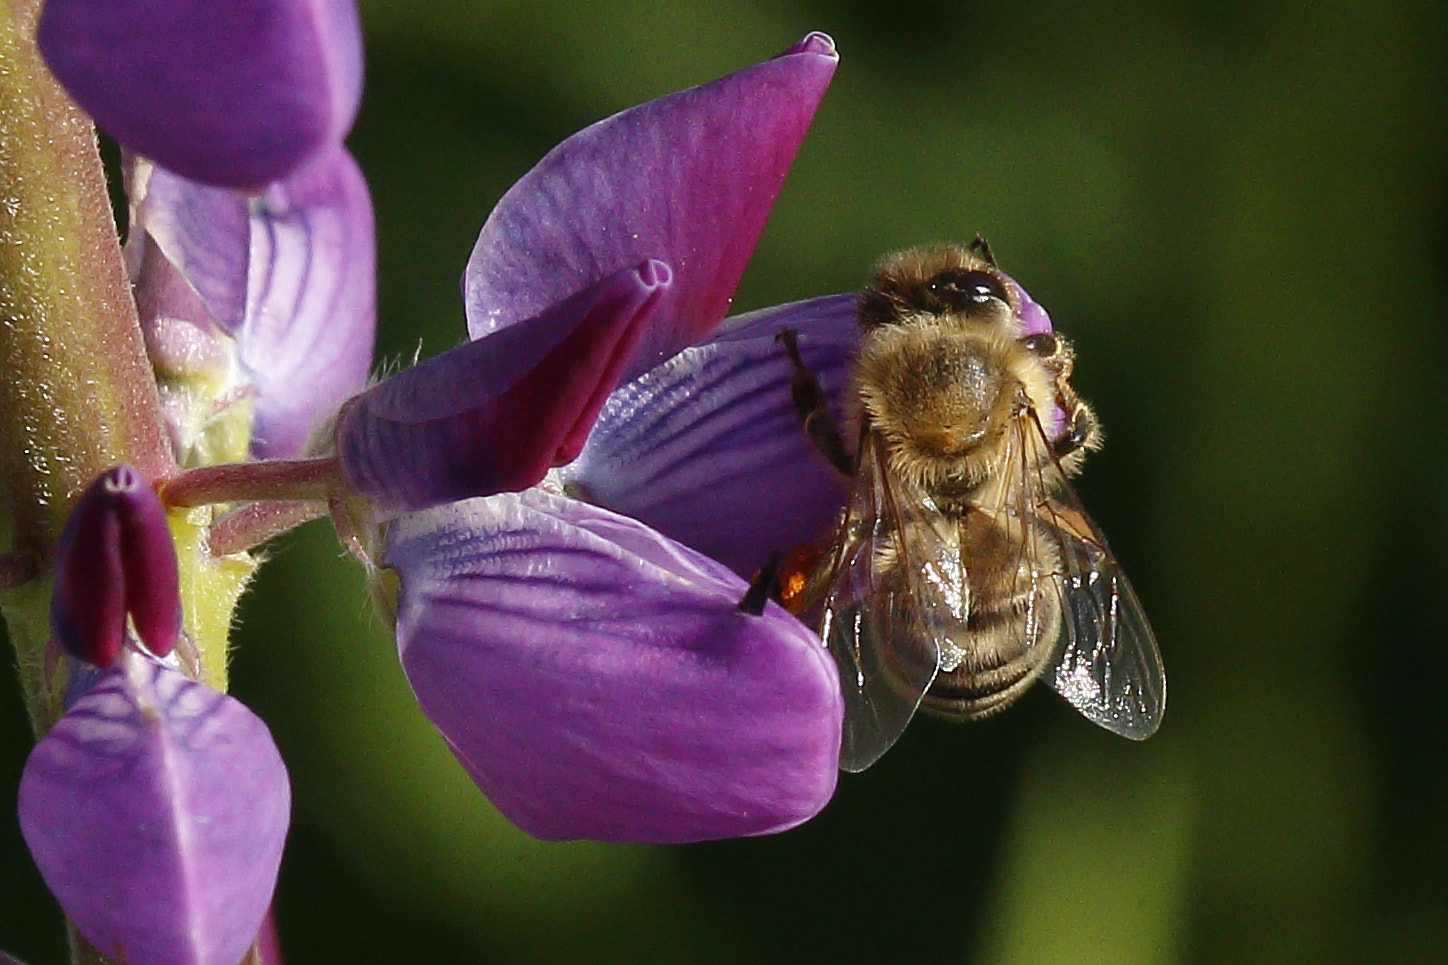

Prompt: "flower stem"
[208,500,328,556]
[0,0,173,559]
[162,457,346,508]
[0,0,175,741]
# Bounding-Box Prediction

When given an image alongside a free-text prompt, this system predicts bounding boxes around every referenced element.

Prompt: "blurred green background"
[5,0,1448,962]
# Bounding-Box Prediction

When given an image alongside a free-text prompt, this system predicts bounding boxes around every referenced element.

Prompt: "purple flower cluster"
[21,0,879,957]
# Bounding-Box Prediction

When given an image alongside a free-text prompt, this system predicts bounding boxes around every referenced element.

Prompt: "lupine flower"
[39,0,376,467]
[335,34,849,842]
[131,144,377,462]
[18,467,289,965]
[38,0,363,187]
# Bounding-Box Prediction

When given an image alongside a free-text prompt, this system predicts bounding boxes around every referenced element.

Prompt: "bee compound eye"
[1022,333,1058,357]
[927,268,1009,314]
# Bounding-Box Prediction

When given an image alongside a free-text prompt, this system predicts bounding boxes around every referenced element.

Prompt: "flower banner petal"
[18,654,289,965]
[561,294,859,576]
[465,32,838,380]
[39,0,363,187]
[386,489,842,842]
[339,262,670,513]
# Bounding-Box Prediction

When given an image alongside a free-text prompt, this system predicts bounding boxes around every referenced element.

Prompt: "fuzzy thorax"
[853,316,1057,493]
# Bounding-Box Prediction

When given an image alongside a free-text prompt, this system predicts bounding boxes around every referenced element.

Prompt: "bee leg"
[775,328,855,475]
[1052,398,1102,476]
[737,549,783,616]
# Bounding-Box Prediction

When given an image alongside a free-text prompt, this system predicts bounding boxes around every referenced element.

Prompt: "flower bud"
[50,465,180,665]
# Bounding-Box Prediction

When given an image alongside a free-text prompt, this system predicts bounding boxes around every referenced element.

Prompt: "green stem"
[0,0,173,713]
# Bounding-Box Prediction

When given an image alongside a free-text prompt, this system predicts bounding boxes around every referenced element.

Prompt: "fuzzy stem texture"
[0,0,176,732]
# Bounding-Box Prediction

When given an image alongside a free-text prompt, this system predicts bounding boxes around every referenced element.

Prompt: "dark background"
[5,0,1448,962]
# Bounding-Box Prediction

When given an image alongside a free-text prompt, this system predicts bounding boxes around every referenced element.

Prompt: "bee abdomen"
[921,576,1061,720]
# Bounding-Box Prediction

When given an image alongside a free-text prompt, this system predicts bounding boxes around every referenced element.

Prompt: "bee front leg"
[776,328,855,476]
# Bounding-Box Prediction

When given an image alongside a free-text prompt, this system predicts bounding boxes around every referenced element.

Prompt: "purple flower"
[338,35,846,841]
[21,466,290,965]
[131,144,377,461]
[39,0,363,187]
[19,651,289,965]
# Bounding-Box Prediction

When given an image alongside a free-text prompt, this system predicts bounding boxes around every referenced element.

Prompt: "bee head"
[857,244,1017,333]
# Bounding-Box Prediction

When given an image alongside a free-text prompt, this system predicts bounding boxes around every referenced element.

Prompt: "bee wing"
[821,431,964,772]
[1008,413,1166,739]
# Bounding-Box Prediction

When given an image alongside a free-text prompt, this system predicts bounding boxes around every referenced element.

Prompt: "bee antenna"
[968,234,997,267]
[737,550,784,616]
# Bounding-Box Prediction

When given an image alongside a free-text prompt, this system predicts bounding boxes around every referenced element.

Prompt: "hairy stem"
[162,456,346,508]
[209,499,328,556]
[0,0,173,559]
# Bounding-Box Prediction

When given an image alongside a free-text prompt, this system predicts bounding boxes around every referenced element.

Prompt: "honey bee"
[778,239,1165,771]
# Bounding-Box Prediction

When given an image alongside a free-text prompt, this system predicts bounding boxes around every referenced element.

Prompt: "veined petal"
[339,262,670,513]
[18,653,290,965]
[134,148,377,459]
[132,159,250,337]
[39,0,363,187]
[51,465,180,665]
[561,294,858,576]
[241,145,376,458]
[465,32,838,381]
[386,489,842,842]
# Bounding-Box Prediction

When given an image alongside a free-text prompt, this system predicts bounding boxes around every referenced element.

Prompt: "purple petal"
[132,159,251,336]
[135,148,377,459]
[465,32,838,380]
[18,653,290,965]
[51,465,180,664]
[1004,274,1054,337]
[240,146,377,458]
[39,0,363,187]
[339,262,670,513]
[561,295,858,576]
[386,489,842,842]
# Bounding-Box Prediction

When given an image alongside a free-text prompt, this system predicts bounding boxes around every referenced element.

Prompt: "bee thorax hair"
[853,321,1057,493]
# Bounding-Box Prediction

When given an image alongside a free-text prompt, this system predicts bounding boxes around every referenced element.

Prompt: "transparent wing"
[820,431,965,772]
[1007,411,1166,739]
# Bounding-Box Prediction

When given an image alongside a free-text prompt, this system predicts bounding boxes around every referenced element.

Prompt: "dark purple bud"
[18,652,289,965]
[386,490,842,842]
[51,465,180,665]
[466,32,838,381]
[338,261,670,513]
[38,0,363,187]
